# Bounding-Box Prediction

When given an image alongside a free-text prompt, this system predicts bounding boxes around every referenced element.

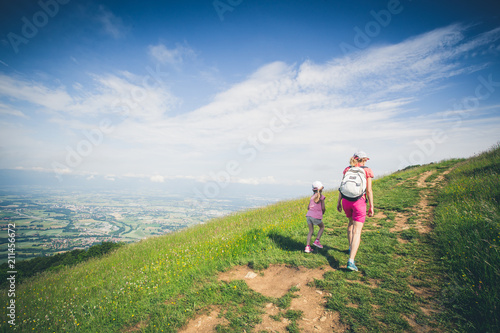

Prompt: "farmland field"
[0,189,279,263]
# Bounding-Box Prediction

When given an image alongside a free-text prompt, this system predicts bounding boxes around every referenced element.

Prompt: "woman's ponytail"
[350,151,370,166]
[350,156,358,167]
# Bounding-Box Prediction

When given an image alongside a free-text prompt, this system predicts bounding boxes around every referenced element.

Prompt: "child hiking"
[305,181,326,253]
[337,151,374,271]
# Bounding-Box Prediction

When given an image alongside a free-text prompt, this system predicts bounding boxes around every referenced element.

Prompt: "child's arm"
[321,197,326,214]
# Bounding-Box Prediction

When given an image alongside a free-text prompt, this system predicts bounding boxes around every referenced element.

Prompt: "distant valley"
[0,188,283,263]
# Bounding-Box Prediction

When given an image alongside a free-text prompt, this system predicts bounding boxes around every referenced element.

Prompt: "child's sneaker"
[313,239,323,249]
[304,245,313,253]
[347,261,358,271]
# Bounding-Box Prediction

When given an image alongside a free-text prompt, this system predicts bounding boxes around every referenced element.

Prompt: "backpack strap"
[359,166,368,202]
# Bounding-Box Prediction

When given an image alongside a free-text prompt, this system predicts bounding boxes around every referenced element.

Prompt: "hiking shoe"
[313,239,323,249]
[304,245,313,253]
[347,261,358,271]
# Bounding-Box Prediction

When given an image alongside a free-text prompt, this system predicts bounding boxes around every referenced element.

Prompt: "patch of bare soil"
[292,287,344,333]
[178,308,228,333]
[373,210,387,220]
[409,284,434,299]
[416,170,435,188]
[218,264,333,298]
[416,199,432,234]
[218,264,345,332]
[121,320,149,333]
[390,211,410,234]
[412,170,435,232]
[255,302,289,332]
[170,265,339,332]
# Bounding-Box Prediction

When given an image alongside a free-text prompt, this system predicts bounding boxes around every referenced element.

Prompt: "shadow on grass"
[328,247,349,254]
[268,232,340,269]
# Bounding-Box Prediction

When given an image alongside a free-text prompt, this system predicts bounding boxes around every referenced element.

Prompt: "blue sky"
[0,0,499,198]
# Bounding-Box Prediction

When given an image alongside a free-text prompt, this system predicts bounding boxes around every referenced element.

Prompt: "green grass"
[432,144,500,332]
[263,287,303,332]
[1,147,498,332]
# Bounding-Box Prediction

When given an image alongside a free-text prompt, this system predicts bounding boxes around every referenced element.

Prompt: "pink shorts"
[342,198,367,223]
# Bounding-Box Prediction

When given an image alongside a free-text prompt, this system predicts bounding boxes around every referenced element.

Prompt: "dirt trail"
[180,265,344,333]
[388,167,454,332]
[178,167,453,332]
[390,170,435,234]
[390,168,453,235]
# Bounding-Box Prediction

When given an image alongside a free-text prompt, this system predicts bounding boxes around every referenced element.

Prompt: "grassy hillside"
[1,146,499,332]
[433,145,500,332]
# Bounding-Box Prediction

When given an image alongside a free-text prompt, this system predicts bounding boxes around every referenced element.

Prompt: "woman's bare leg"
[349,220,364,261]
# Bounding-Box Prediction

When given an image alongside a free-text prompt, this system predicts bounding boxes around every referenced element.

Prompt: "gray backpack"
[339,166,367,201]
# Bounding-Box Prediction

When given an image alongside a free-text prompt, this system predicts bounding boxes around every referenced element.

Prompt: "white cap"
[312,181,323,190]
[354,151,369,160]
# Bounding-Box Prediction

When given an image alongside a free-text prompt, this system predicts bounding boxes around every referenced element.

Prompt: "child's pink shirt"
[306,194,326,219]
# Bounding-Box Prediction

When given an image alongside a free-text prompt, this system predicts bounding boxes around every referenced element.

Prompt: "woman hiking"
[336,151,374,271]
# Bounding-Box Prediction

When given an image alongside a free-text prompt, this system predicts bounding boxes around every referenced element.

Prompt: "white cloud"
[1,24,499,187]
[97,6,129,39]
[150,175,165,183]
[0,103,29,119]
[234,176,277,185]
[0,71,178,122]
[0,74,73,111]
[148,42,196,66]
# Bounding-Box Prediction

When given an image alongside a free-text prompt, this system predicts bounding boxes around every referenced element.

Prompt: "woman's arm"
[336,192,342,212]
[366,178,374,217]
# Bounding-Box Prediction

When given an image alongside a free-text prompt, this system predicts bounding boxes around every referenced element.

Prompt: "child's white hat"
[312,181,323,190]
